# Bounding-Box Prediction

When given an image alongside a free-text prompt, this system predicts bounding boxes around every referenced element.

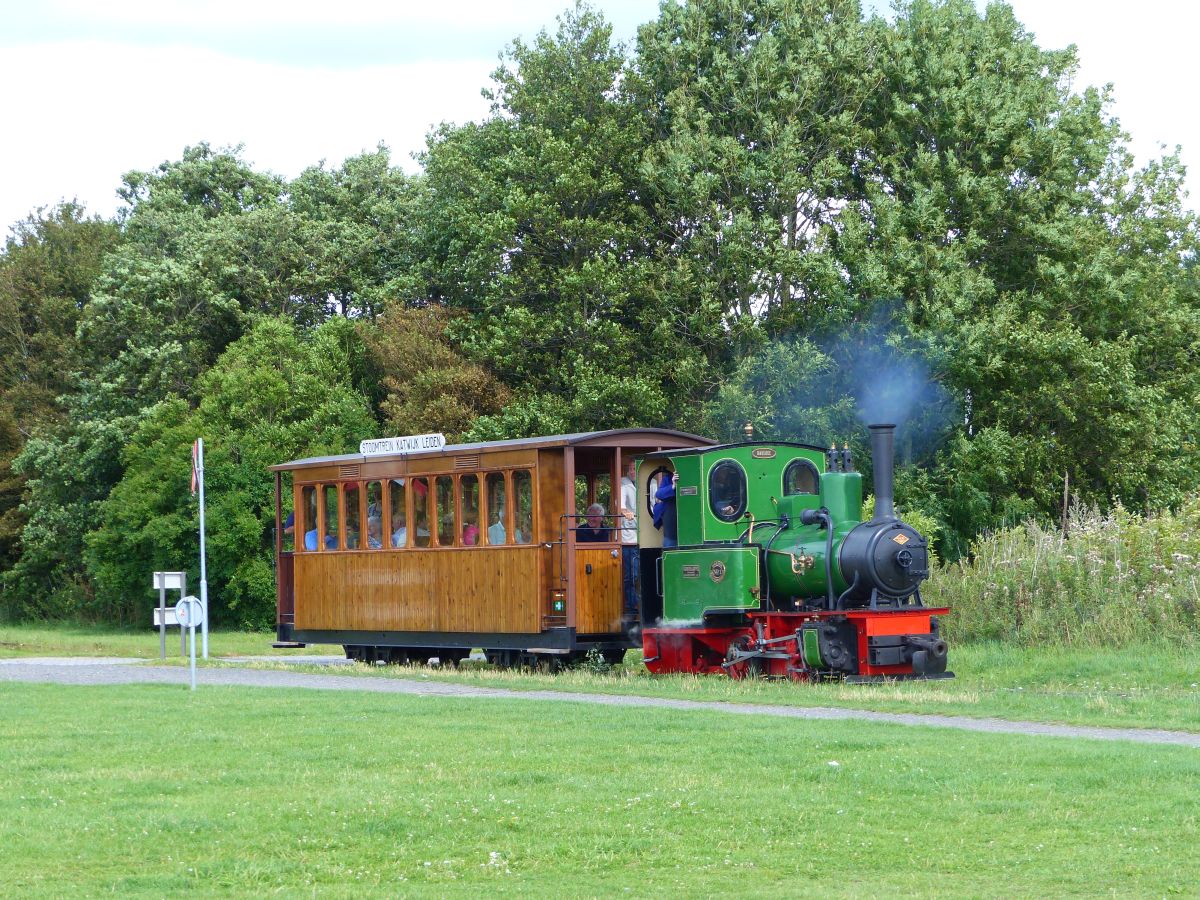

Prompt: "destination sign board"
[359,433,447,456]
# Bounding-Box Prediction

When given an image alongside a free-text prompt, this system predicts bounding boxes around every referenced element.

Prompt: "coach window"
[389,479,407,548]
[365,481,382,549]
[461,474,481,546]
[300,485,317,551]
[344,482,361,549]
[366,480,382,521]
[513,469,533,544]
[783,459,819,496]
[412,477,431,547]
[709,460,747,522]
[574,475,589,517]
[322,484,340,550]
[436,476,456,546]
[485,472,508,544]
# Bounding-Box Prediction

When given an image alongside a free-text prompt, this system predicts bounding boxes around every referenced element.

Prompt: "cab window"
[783,459,820,495]
[708,460,747,522]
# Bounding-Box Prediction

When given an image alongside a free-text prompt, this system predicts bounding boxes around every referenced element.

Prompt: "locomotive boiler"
[639,424,951,680]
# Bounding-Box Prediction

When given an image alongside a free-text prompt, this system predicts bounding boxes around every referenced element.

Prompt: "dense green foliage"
[927,498,1200,648]
[1,0,1197,627]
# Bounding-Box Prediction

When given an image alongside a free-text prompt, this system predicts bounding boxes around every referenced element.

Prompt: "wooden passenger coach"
[271,429,713,663]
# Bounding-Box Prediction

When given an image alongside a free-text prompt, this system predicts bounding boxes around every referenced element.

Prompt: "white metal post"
[197,438,209,659]
[159,582,166,659]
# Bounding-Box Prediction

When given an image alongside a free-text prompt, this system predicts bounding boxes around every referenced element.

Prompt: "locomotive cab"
[639,424,952,681]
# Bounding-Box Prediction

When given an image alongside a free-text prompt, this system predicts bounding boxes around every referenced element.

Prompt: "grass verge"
[215,642,1200,734]
[2,682,1197,896]
[0,624,323,659]
[5,624,1197,733]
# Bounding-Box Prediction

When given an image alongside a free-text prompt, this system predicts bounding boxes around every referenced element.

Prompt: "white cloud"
[1,3,1195,231]
[0,41,494,227]
[34,1,649,33]
[1006,0,1198,201]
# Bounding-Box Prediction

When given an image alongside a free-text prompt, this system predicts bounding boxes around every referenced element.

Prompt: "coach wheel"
[439,649,469,667]
[486,649,517,669]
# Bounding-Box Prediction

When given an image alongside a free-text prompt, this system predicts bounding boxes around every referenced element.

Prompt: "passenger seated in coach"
[392,522,407,548]
[487,517,506,545]
[576,503,611,542]
[463,520,480,545]
[366,516,383,549]
[307,526,338,550]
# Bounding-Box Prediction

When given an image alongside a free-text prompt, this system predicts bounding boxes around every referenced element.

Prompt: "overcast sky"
[2,0,1196,233]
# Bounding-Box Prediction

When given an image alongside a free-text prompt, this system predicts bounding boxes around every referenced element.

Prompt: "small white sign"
[176,596,205,628]
[153,571,186,591]
[359,433,446,456]
[153,607,181,627]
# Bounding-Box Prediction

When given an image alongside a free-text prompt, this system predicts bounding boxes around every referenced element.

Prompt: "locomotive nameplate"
[709,561,726,582]
[893,533,910,545]
[680,486,698,496]
[751,448,776,459]
[681,565,701,578]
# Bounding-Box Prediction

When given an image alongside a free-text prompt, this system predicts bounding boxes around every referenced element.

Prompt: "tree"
[83,317,378,626]
[0,203,120,608]
[632,0,878,338]
[418,4,720,434]
[828,0,1200,547]
[362,305,512,439]
[638,0,1199,553]
[289,146,418,319]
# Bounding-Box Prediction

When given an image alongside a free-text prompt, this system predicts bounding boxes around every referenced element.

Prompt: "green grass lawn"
[1,682,1197,896]
[0,623,323,659]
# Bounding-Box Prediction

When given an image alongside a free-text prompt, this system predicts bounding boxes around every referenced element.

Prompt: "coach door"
[570,447,624,635]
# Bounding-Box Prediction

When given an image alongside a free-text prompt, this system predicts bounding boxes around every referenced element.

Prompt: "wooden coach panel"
[536,449,565,543]
[294,548,543,634]
[574,547,622,635]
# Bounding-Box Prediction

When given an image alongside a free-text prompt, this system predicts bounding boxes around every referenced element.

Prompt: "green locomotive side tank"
[764,467,864,603]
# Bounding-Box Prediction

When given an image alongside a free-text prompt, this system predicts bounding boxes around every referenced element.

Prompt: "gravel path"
[3,657,1198,749]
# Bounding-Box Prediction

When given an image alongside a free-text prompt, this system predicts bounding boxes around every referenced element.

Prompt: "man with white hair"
[576,503,611,542]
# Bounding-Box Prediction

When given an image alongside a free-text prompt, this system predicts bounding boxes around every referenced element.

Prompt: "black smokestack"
[869,424,896,522]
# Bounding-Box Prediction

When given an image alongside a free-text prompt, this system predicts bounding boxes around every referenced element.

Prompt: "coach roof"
[270,428,715,471]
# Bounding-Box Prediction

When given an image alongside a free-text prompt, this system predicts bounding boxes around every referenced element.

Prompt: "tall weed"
[925,498,1200,648]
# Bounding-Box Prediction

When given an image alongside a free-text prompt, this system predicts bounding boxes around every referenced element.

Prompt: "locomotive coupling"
[904,635,949,675]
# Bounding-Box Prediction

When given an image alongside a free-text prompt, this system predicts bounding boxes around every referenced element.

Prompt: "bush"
[925,498,1200,648]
